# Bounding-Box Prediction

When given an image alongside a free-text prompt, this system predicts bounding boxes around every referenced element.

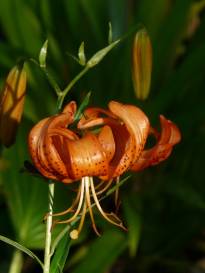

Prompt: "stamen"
[96,179,113,195]
[84,176,101,236]
[90,177,126,230]
[48,183,82,218]
[76,200,87,234]
[55,179,85,224]
[114,177,120,209]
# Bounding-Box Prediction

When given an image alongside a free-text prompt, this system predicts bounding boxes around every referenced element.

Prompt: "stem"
[41,67,62,96]
[57,66,89,110]
[43,182,55,273]
[29,58,62,96]
[9,250,23,273]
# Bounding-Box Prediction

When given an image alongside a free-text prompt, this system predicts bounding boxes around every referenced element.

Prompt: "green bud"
[87,39,120,68]
[39,40,48,68]
[78,42,86,66]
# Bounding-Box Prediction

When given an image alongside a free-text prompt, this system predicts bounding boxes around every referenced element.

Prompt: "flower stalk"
[43,182,54,273]
[8,250,23,273]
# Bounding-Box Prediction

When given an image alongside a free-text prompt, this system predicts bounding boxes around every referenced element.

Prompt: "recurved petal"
[28,117,59,180]
[45,128,79,181]
[158,115,181,145]
[130,115,181,171]
[28,103,77,182]
[108,101,150,164]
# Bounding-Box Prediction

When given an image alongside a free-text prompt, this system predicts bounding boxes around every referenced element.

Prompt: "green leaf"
[0,0,42,55]
[0,235,43,269]
[123,196,141,257]
[135,0,170,38]
[50,226,70,257]
[80,0,104,44]
[108,22,113,44]
[1,122,48,249]
[74,92,91,121]
[153,0,193,86]
[72,230,127,273]
[151,42,205,114]
[50,232,71,273]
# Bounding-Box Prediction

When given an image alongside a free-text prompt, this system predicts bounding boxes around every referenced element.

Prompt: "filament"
[55,179,85,224]
[114,177,120,208]
[50,184,82,218]
[84,176,100,236]
[90,177,126,230]
[96,179,113,195]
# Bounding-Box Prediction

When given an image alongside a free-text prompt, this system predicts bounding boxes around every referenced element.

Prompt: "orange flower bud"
[132,28,152,100]
[0,64,27,147]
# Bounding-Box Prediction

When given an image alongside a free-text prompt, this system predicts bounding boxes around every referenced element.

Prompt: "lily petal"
[64,132,108,180]
[28,117,58,180]
[28,101,77,181]
[108,101,150,165]
[130,115,181,171]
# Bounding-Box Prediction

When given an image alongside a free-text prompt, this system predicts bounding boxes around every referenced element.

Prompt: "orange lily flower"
[28,101,181,238]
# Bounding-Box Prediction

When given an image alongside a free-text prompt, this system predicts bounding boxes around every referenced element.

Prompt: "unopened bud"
[78,41,86,66]
[132,28,152,100]
[0,64,27,147]
[87,39,120,68]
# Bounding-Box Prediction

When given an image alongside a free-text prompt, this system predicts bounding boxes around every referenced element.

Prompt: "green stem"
[43,182,55,273]
[29,58,62,96]
[9,250,23,273]
[41,67,62,96]
[57,66,89,110]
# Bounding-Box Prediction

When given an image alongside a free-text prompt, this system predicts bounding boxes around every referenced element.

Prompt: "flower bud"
[132,28,152,100]
[87,39,120,68]
[0,64,27,147]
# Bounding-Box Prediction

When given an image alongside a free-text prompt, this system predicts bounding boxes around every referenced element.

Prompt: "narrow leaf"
[50,225,70,257]
[72,230,127,273]
[74,92,91,121]
[50,232,71,273]
[123,196,141,257]
[0,235,44,269]
[108,22,113,44]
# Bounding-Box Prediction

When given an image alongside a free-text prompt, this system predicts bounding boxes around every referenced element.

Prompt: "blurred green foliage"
[1,0,205,272]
